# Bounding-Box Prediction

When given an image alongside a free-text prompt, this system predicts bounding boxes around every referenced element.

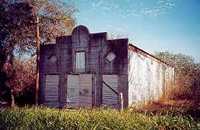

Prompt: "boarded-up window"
[67,75,79,106]
[75,51,85,72]
[106,52,116,62]
[45,75,59,104]
[102,75,119,108]
[67,74,92,107]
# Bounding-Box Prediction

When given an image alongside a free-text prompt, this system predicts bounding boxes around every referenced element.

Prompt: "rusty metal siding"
[128,45,174,106]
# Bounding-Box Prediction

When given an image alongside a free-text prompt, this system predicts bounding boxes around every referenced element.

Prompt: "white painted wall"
[128,50,174,106]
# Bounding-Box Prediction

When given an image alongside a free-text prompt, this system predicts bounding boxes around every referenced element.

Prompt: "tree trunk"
[11,89,15,107]
[7,53,15,107]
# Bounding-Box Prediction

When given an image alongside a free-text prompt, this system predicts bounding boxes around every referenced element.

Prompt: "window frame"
[75,51,86,73]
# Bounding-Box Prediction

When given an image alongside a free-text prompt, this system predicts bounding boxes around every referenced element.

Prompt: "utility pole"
[35,16,40,105]
[32,4,72,105]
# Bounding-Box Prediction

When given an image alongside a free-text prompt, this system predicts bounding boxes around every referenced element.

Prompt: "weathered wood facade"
[39,25,174,108]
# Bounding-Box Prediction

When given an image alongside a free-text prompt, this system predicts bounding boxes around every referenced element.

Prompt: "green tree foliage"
[156,52,200,102]
[1,0,76,56]
[0,0,76,106]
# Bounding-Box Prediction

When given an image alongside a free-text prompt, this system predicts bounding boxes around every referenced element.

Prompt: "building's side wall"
[128,46,174,106]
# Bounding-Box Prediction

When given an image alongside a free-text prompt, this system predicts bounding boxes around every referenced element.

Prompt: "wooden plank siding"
[66,74,93,107]
[67,75,79,107]
[44,75,59,107]
[79,74,93,107]
[102,75,119,108]
[39,25,128,108]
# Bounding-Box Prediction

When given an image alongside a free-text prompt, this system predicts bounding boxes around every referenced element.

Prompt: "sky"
[65,0,200,62]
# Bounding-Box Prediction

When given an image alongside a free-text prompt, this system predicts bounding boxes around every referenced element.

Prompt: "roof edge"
[129,44,174,67]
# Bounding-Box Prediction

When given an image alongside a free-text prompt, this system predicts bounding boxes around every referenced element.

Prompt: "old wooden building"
[39,25,174,108]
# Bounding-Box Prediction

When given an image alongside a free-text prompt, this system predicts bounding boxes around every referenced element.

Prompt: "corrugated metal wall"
[128,46,174,106]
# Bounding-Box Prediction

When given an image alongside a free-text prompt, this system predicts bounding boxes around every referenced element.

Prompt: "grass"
[0,106,200,130]
[134,99,200,119]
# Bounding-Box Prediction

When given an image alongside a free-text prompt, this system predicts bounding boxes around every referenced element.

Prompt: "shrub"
[0,107,199,130]
[156,52,200,102]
